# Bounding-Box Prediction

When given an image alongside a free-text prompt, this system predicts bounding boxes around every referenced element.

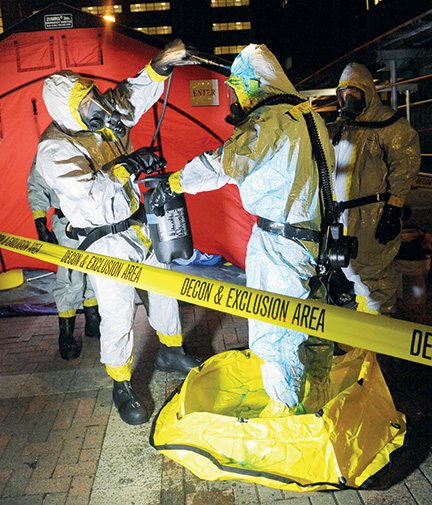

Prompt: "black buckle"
[110,219,131,234]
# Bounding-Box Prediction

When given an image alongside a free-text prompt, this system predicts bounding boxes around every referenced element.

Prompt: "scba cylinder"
[143,173,193,264]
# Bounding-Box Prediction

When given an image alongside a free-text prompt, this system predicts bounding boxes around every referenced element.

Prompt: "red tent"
[0,3,255,273]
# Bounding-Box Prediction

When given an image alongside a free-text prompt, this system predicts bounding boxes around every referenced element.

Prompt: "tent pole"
[0,250,6,273]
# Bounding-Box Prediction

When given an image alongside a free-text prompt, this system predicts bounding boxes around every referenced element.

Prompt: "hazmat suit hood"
[337,62,394,122]
[227,44,298,111]
[43,70,94,133]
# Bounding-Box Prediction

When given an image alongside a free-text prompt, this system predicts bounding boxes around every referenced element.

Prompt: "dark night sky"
[276,0,432,85]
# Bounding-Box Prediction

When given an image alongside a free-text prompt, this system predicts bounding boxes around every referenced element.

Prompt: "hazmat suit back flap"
[221,43,334,229]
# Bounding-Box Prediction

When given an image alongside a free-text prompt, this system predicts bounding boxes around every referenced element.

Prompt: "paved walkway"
[0,294,432,504]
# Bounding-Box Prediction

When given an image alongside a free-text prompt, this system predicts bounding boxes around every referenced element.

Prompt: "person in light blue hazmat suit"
[329,63,421,315]
[150,44,335,411]
[28,158,101,361]
[35,39,201,425]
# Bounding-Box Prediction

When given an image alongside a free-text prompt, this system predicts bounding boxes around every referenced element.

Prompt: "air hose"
[332,110,404,146]
[302,110,334,220]
[238,94,357,280]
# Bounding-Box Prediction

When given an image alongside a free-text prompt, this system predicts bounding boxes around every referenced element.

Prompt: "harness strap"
[68,204,146,251]
[332,112,404,146]
[336,192,389,213]
[54,208,65,219]
[77,218,134,251]
[257,217,321,243]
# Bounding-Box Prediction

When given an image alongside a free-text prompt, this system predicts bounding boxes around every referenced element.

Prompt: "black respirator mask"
[337,87,366,122]
[225,102,246,126]
[80,88,126,137]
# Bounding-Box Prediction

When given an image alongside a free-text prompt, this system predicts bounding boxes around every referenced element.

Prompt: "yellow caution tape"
[1,231,432,367]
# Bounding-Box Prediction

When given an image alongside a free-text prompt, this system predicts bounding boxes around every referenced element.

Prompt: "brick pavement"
[0,295,431,504]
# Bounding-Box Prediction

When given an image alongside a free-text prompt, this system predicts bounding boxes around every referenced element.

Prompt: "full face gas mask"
[337,86,366,122]
[225,102,245,126]
[79,87,126,137]
[225,85,245,126]
[224,75,260,126]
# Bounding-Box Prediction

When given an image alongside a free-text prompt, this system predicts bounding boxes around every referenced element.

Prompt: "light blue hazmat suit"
[176,44,335,407]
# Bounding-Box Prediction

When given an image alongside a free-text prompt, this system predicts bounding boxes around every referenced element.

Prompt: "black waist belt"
[337,192,389,212]
[76,219,133,251]
[257,217,321,242]
[72,204,146,251]
[54,208,65,219]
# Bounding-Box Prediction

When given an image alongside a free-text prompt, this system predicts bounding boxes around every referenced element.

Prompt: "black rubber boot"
[58,316,82,360]
[155,343,202,375]
[84,305,101,339]
[112,380,149,425]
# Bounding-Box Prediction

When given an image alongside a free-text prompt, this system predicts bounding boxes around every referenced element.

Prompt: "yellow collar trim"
[69,79,95,130]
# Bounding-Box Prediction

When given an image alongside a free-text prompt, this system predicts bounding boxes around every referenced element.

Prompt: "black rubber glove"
[34,217,58,244]
[150,39,197,76]
[149,180,174,217]
[375,204,402,245]
[103,147,166,176]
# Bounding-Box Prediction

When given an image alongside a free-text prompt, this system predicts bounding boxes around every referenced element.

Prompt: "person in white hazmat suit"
[28,158,101,360]
[329,63,421,315]
[35,40,201,425]
[150,44,335,411]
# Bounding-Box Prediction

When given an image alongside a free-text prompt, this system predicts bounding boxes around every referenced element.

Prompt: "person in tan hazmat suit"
[329,63,421,315]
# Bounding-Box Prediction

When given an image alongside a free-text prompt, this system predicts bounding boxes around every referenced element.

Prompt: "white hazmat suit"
[35,67,182,373]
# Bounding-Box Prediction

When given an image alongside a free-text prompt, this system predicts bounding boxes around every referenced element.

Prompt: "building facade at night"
[0,0,284,66]
[0,0,429,78]
[0,0,431,169]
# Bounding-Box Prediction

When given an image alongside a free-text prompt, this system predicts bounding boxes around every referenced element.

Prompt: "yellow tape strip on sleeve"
[112,164,131,185]
[387,195,404,207]
[169,171,184,194]
[131,224,151,253]
[32,210,47,220]
[1,231,432,367]
[355,295,379,315]
[145,63,169,83]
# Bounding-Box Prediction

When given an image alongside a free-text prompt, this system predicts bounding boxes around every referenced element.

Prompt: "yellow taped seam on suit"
[1,231,432,367]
